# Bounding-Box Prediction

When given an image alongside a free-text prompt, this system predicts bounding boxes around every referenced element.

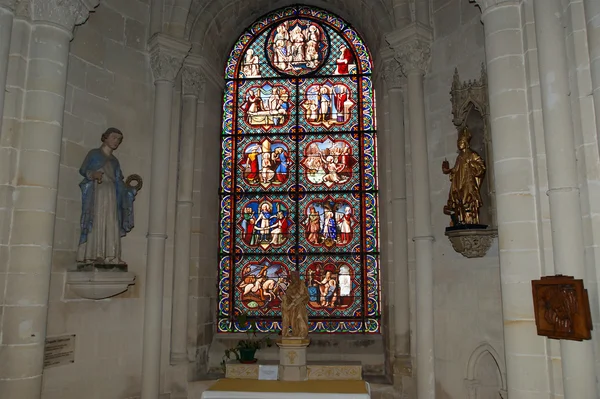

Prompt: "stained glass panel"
[236,79,297,134]
[298,133,360,191]
[235,134,296,192]
[298,193,361,253]
[219,5,379,334]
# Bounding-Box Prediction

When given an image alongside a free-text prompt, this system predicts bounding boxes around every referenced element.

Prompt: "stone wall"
[42,1,158,398]
[423,1,505,398]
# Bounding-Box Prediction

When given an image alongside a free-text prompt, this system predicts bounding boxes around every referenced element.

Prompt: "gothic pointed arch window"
[218,5,380,334]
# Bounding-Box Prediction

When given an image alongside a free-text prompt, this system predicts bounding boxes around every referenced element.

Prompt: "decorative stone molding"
[182,63,205,97]
[148,33,191,83]
[31,0,99,30]
[464,379,479,399]
[450,64,488,128]
[382,59,404,89]
[445,228,497,258]
[67,268,136,300]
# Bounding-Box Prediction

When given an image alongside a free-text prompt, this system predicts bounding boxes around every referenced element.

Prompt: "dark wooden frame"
[531,275,593,341]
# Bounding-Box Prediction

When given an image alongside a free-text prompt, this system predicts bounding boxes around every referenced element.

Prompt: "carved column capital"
[181,59,205,97]
[0,0,18,12]
[382,59,405,89]
[474,0,522,14]
[395,39,432,76]
[148,33,191,83]
[386,22,433,76]
[30,0,99,31]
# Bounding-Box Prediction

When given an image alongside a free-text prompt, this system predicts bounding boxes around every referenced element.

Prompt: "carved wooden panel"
[531,275,593,341]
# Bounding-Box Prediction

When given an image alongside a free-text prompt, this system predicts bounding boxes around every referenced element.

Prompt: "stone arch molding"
[464,342,508,399]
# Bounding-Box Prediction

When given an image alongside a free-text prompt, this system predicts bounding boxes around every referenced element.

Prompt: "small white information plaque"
[44,334,76,369]
[258,364,279,381]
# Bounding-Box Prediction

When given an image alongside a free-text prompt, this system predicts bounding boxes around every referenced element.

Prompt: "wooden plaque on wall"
[531,275,593,341]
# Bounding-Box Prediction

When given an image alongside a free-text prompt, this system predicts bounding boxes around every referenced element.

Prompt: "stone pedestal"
[276,338,310,381]
[66,264,136,300]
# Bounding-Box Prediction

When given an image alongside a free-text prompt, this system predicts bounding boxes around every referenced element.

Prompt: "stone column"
[142,33,190,399]
[392,0,411,28]
[415,0,430,27]
[0,1,15,128]
[476,0,552,396]
[391,25,435,399]
[533,0,598,397]
[583,0,600,140]
[382,60,410,359]
[374,73,393,367]
[170,59,204,365]
[0,1,96,398]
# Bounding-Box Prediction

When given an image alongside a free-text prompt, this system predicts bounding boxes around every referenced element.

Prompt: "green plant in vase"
[221,315,273,369]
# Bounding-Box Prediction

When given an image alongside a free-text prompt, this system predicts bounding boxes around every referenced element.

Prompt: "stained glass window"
[218,6,380,334]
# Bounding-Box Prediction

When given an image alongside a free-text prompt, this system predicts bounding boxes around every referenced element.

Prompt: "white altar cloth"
[201,379,371,399]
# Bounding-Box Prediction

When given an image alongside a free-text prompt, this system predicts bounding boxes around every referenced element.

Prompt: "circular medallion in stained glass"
[266,19,329,76]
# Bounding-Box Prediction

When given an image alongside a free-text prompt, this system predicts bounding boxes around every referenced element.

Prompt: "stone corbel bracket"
[445,228,497,258]
[67,268,136,300]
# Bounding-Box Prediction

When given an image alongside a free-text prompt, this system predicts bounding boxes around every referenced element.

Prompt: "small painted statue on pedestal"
[77,127,141,265]
[281,271,309,338]
[442,127,486,227]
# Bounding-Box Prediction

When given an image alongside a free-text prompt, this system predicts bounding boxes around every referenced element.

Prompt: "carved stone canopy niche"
[445,64,497,258]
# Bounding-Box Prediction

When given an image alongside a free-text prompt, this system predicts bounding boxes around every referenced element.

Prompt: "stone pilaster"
[170,58,204,366]
[382,59,410,362]
[388,22,434,399]
[0,2,98,398]
[0,1,17,133]
[141,32,190,399]
[533,0,598,397]
[583,0,600,148]
[476,0,553,397]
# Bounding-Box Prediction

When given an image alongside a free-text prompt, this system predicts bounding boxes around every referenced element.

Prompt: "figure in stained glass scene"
[242,48,261,78]
[238,261,289,310]
[302,200,354,248]
[303,82,354,128]
[305,262,353,310]
[240,85,290,128]
[239,200,291,249]
[334,44,355,75]
[442,127,486,226]
[301,139,354,187]
[241,140,290,187]
[77,127,141,266]
[268,19,326,75]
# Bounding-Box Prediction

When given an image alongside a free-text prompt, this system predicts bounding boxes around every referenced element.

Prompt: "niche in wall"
[446,64,497,258]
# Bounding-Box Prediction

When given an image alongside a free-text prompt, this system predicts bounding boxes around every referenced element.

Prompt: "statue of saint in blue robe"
[77,147,136,264]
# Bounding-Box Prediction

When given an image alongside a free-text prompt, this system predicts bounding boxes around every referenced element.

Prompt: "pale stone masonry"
[0,0,599,398]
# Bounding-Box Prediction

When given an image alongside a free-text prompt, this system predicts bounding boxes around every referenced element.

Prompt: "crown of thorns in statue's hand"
[126,174,143,192]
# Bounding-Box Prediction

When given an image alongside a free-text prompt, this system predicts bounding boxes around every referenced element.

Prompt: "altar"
[200,379,371,399]
[203,274,372,398]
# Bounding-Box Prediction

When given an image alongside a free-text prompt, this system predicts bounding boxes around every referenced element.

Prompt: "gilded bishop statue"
[442,127,486,226]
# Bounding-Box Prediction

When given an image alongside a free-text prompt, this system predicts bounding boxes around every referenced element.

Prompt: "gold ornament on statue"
[280,271,309,339]
[442,127,486,227]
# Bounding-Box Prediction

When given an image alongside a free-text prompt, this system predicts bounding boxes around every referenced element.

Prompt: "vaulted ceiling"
[162,0,397,74]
